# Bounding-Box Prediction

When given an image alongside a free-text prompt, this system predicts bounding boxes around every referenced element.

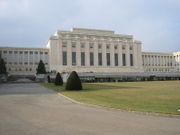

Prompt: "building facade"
[0,47,49,75]
[47,28,143,73]
[0,28,179,75]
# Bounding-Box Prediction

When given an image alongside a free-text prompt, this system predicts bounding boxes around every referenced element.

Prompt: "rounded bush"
[55,72,63,86]
[65,71,82,90]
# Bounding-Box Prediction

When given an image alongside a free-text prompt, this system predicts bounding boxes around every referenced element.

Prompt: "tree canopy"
[66,71,82,90]
[0,58,7,74]
[36,60,46,74]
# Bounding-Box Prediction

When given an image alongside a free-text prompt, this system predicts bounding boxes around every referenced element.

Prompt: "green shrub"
[47,75,51,83]
[36,60,46,74]
[66,71,83,90]
[55,72,63,85]
[0,58,7,74]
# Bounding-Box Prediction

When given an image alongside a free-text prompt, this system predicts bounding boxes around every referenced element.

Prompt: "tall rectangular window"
[98,53,102,66]
[90,52,94,66]
[122,54,126,66]
[63,51,67,65]
[130,54,133,66]
[72,52,76,65]
[106,53,110,66]
[114,53,118,66]
[81,52,85,66]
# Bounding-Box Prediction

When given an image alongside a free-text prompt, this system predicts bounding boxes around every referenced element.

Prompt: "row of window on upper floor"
[0,50,48,55]
[62,42,133,50]
[5,62,48,65]
[142,55,173,59]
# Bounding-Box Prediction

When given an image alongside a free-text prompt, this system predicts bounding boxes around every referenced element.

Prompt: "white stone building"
[0,47,49,75]
[0,28,180,76]
[47,28,143,73]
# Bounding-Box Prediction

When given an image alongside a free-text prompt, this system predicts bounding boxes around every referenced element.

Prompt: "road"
[0,83,180,135]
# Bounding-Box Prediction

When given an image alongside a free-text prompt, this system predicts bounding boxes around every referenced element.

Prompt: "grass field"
[43,81,180,115]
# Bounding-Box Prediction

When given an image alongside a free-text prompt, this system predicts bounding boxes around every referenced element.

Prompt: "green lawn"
[43,81,180,115]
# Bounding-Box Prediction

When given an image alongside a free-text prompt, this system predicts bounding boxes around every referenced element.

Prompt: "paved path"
[0,83,180,135]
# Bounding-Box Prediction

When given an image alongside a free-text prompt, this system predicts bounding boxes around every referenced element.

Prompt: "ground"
[0,83,180,135]
[43,81,180,115]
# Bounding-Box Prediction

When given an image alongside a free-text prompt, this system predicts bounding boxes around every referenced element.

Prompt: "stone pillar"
[102,42,106,67]
[125,43,130,67]
[76,41,81,66]
[85,41,90,67]
[118,43,122,66]
[94,42,98,67]
[110,43,114,67]
[67,40,72,67]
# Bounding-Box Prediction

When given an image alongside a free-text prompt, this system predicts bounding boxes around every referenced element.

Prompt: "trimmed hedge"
[66,71,82,90]
[55,72,63,86]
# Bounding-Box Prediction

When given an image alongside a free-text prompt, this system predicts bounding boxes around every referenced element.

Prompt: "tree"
[55,72,63,85]
[66,71,82,90]
[36,60,46,74]
[47,75,51,83]
[0,58,7,74]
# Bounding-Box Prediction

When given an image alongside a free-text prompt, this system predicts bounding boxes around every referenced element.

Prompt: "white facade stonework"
[46,28,143,73]
[0,47,49,75]
[0,28,179,75]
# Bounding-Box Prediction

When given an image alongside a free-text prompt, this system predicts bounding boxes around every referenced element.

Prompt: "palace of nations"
[0,28,180,81]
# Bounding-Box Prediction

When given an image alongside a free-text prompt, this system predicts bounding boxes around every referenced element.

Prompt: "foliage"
[0,58,7,74]
[36,60,46,74]
[55,72,63,85]
[47,75,51,83]
[65,71,82,90]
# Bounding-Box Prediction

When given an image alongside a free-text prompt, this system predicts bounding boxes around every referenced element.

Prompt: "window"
[72,52,76,65]
[40,52,43,54]
[98,53,102,66]
[35,52,38,54]
[122,45,125,50]
[106,44,110,49]
[90,52,94,66]
[130,46,133,50]
[89,43,94,49]
[3,51,7,54]
[114,53,118,66]
[130,54,133,66]
[81,43,85,48]
[114,45,118,50]
[62,41,67,47]
[14,51,18,54]
[106,53,110,66]
[63,51,67,65]
[25,51,28,54]
[30,51,33,54]
[45,52,48,55]
[122,54,126,66]
[72,42,76,48]
[81,52,85,66]
[98,44,102,49]
[9,51,12,54]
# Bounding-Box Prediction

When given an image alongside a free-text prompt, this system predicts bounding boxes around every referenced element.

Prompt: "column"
[102,42,106,67]
[76,41,81,66]
[94,42,98,67]
[118,43,122,66]
[125,43,130,66]
[85,41,90,66]
[67,40,72,66]
[110,43,114,67]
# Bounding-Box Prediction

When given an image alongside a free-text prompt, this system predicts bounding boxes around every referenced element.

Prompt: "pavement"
[0,83,180,135]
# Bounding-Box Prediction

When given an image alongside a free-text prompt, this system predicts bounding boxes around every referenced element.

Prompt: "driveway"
[0,83,180,135]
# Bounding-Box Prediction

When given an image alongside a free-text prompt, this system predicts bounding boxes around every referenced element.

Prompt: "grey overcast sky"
[0,0,179,52]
